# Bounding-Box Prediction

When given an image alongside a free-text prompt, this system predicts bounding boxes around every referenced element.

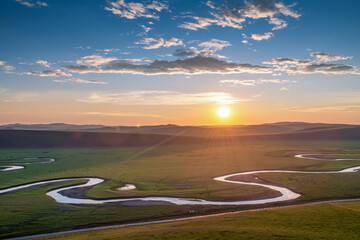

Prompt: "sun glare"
[217,106,231,118]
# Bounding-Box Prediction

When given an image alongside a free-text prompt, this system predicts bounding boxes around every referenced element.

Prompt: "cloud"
[36,1,47,6]
[310,52,353,62]
[285,63,359,75]
[219,79,295,86]
[198,39,231,51]
[251,32,274,41]
[26,69,72,77]
[80,111,164,119]
[172,48,196,57]
[179,0,300,31]
[76,55,118,66]
[0,61,16,72]
[269,17,288,30]
[289,105,360,113]
[263,58,311,65]
[171,40,230,59]
[15,0,47,7]
[264,52,359,75]
[53,78,107,84]
[104,0,168,20]
[36,59,50,67]
[135,37,184,49]
[138,24,153,36]
[179,16,219,30]
[79,91,242,105]
[64,56,272,75]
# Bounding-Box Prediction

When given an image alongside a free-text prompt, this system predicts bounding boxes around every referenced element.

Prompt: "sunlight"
[217,106,231,118]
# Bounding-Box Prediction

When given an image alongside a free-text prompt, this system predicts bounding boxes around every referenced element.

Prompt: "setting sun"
[217,106,231,118]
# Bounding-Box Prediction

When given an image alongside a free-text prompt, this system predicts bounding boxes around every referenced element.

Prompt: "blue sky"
[0,0,359,125]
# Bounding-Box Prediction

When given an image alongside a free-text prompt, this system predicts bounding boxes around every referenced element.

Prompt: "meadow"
[1,139,360,238]
[38,201,360,240]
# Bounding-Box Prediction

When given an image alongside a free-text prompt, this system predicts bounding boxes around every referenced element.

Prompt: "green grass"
[1,140,360,238]
[38,201,360,240]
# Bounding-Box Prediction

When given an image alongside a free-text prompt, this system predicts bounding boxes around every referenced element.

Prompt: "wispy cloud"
[179,0,300,31]
[15,0,47,7]
[310,52,353,63]
[289,105,360,113]
[53,78,107,84]
[264,52,359,75]
[269,17,288,30]
[36,59,50,67]
[76,55,118,66]
[105,0,168,20]
[80,111,164,119]
[79,91,243,105]
[284,63,359,75]
[198,39,231,51]
[0,61,16,72]
[251,32,274,41]
[172,39,230,59]
[220,79,296,86]
[26,69,72,77]
[64,56,271,75]
[135,37,184,49]
[263,58,311,66]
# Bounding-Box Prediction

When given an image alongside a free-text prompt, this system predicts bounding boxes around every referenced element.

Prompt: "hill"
[0,125,359,148]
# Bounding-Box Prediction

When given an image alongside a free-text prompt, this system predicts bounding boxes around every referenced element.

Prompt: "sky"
[0,0,360,126]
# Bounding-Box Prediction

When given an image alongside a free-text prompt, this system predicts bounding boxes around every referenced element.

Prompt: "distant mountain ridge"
[0,125,359,148]
[0,122,356,137]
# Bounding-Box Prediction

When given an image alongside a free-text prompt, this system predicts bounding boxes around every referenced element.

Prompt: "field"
[38,201,360,240]
[1,137,360,239]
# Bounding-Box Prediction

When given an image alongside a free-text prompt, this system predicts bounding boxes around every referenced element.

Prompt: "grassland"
[1,140,360,238]
[42,201,360,240]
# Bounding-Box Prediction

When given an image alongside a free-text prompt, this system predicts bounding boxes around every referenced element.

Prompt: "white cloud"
[53,78,107,84]
[64,56,272,75]
[179,0,300,31]
[36,59,50,67]
[198,39,231,51]
[275,2,301,18]
[76,55,118,66]
[0,61,16,72]
[135,37,184,49]
[79,91,242,105]
[219,79,295,86]
[36,1,47,6]
[138,24,153,36]
[264,53,358,75]
[263,58,311,66]
[269,17,288,30]
[3,65,16,71]
[105,0,168,20]
[310,52,353,62]
[179,16,219,30]
[26,69,72,77]
[15,0,47,7]
[251,32,274,41]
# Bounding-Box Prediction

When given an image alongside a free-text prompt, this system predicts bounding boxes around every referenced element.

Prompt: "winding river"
[1,154,360,206]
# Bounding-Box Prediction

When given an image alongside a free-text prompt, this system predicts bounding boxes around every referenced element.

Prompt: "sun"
[217,106,231,118]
